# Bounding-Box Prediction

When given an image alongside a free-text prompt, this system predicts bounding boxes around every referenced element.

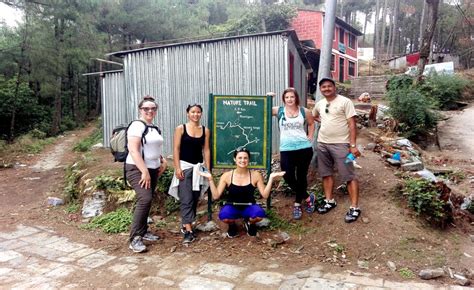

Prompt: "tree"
[416,0,440,83]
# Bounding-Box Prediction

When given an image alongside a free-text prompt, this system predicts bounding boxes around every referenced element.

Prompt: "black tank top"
[180,124,205,164]
[226,170,256,205]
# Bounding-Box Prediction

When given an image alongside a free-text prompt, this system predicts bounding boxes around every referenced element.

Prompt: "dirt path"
[438,103,474,157]
[0,124,473,288]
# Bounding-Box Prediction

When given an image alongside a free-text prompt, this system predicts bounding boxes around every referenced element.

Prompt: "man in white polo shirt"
[312,77,362,223]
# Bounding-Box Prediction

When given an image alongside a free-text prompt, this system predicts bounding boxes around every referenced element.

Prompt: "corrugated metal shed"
[103,30,310,156]
[102,71,126,147]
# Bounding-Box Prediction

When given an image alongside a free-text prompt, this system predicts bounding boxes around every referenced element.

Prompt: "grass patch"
[73,128,102,152]
[265,209,305,234]
[82,208,132,233]
[398,267,415,279]
[65,202,80,213]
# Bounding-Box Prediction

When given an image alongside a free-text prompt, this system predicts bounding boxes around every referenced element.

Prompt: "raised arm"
[255,171,285,199]
[200,171,229,200]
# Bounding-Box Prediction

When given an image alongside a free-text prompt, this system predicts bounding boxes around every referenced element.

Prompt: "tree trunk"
[417,0,426,51]
[389,0,400,57]
[362,11,368,45]
[374,0,380,60]
[380,0,388,60]
[416,0,440,84]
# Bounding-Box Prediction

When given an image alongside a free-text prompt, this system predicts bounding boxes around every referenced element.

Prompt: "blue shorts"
[218,204,266,220]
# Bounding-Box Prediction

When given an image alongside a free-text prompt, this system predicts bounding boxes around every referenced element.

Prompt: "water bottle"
[345,153,356,164]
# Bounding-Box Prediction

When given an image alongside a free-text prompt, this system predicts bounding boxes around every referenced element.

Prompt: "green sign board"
[209,94,272,169]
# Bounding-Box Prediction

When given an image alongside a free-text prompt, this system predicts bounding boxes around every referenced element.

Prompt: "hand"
[270,171,285,180]
[350,146,361,158]
[139,171,151,189]
[314,115,321,123]
[267,92,276,97]
[175,168,184,180]
[158,158,167,176]
[198,171,212,181]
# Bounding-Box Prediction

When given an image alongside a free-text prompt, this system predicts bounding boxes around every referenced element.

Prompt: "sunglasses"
[141,107,157,112]
[325,103,330,114]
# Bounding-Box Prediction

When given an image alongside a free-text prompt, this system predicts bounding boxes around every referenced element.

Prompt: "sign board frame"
[208,94,272,170]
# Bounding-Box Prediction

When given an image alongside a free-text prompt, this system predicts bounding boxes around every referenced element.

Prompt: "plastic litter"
[414,169,437,182]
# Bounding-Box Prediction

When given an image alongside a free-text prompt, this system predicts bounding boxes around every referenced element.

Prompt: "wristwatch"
[350,144,356,148]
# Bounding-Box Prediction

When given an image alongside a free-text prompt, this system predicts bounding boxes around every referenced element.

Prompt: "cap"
[318,77,336,86]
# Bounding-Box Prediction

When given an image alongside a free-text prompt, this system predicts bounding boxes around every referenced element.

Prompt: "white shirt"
[125,121,163,169]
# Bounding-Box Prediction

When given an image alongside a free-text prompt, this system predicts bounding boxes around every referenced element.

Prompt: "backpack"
[277,106,306,123]
[110,120,161,162]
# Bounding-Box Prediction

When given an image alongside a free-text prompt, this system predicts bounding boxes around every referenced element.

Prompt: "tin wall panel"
[102,72,127,147]
[111,33,308,156]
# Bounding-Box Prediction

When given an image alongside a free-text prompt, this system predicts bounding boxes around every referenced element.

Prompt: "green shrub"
[73,128,102,152]
[386,74,414,91]
[29,129,47,139]
[82,208,132,233]
[402,178,449,226]
[386,88,438,138]
[157,168,173,193]
[64,163,82,201]
[420,74,469,110]
[398,267,415,279]
[94,175,126,191]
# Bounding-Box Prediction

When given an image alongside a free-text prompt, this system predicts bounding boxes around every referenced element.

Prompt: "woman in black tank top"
[172,104,210,244]
[200,148,284,237]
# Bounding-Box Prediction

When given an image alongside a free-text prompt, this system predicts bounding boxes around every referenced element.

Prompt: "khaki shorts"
[316,143,356,182]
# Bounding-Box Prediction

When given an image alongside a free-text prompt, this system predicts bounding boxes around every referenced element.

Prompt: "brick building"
[291,9,363,83]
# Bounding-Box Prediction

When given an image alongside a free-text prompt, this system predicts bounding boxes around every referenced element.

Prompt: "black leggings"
[280,147,313,203]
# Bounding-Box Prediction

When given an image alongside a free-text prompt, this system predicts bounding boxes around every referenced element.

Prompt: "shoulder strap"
[300,107,306,119]
[182,124,187,135]
[277,106,284,122]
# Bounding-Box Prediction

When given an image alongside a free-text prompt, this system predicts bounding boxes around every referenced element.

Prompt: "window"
[349,61,355,76]
[349,34,356,49]
[331,54,335,71]
[339,28,345,44]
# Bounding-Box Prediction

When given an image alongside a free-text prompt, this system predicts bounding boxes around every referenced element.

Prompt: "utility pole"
[315,0,337,102]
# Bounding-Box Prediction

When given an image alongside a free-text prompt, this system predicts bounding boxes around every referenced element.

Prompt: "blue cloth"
[218,204,266,220]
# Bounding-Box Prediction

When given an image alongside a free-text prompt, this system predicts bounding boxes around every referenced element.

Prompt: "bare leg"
[347,179,359,208]
[322,176,334,200]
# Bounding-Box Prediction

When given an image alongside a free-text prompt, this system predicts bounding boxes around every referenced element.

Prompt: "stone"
[76,251,115,269]
[196,221,218,232]
[357,260,369,270]
[256,218,270,227]
[401,161,424,172]
[454,274,470,286]
[81,192,106,218]
[141,276,174,287]
[279,278,306,290]
[366,143,376,151]
[198,263,245,279]
[295,270,310,279]
[245,271,284,285]
[179,275,234,290]
[0,250,23,262]
[470,235,474,243]
[362,217,370,224]
[386,158,401,166]
[419,268,444,280]
[303,277,357,289]
[386,261,396,272]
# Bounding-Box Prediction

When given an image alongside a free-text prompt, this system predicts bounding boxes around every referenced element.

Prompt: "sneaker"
[305,193,316,213]
[143,231,160,242]
[183,231,196,244]
[244,220,257,236]
[317,200,337,214]
[293,206,303,220]
[129,236,146,253]
[226,223,238,238]
[345,208,361,223]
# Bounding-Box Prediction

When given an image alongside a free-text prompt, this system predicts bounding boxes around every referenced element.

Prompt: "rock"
[357,260,369,270]
[196,221,218,232]
[396,139,412,148]
[414,169,437,182]
[47,197,64,206]
[470,235,474,243]
[295,270,310,279]
[256,218,271,228]
[454,274,470,286]
[387,261,396,272]
[419,268,445,280]
[366,143,376,151]
[23,177,41,180]
[361,217,370,224]
[81,191,106,218]
[386,158,401,166]
[91,143,103,149]
[401,161,424,171]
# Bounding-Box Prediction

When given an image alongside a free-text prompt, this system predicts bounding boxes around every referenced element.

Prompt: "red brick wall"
[291,10,323,47]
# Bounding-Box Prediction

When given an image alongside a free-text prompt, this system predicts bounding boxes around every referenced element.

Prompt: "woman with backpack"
[271,88,315,220]
[127,95,167,253]
[169,104,210,244]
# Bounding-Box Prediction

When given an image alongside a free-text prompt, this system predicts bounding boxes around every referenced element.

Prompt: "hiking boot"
[129,236,146,253]
[305,193,316,213]
[244,220,257,236]
[226,223,238,238]
[344,208,361,223]
[143,231,160,242]
[183,231,196,244]
[317,200,337,214]
[293,206,302,220]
